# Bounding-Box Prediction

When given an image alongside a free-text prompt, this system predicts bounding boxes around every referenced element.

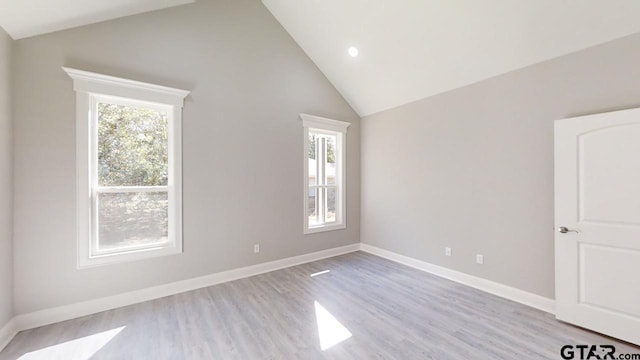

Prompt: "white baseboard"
[359,243,555,314]
[2,243,360,351]
[1,242,555,352]
[0,318,18,352]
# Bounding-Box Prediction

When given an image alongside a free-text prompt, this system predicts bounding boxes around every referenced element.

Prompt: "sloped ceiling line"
[262,0,640,116]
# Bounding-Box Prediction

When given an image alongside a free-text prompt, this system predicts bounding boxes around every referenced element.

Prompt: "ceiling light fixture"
[348,46,359,57]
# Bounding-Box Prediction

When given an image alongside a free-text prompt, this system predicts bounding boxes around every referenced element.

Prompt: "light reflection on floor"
[310,270,331,277]
[18,326,125,360]
[314,301,352,350]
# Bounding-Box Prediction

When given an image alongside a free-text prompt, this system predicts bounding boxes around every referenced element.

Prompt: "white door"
[555,108,640,345]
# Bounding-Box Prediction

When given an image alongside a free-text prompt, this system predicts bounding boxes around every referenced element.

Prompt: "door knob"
[558,226,580,234]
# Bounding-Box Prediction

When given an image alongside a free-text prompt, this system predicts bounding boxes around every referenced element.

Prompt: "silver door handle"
[558,226,580,234]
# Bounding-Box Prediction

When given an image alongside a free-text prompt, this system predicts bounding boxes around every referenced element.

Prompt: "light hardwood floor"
[1,252,638,359]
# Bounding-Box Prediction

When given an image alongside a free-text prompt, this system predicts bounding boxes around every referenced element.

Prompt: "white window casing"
[64,67,190,268]
[301,113,350,234]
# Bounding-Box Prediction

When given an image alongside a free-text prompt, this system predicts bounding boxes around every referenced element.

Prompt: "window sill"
[78,244,182,269]
[304,223,346,234]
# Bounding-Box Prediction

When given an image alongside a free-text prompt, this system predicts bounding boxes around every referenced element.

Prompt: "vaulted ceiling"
[0,0,194,40]
[2,1,640,116]
[262,0,640,116]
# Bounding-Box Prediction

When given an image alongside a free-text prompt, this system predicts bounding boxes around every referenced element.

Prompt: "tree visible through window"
[98,103,168,186]
[65,66,188,268]
[96,103,170,252]
[308,133,338,226]
[308,134,336,163]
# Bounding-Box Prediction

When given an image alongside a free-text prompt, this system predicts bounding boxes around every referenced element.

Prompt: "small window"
[64,67,189,268]
[301,114,350,234]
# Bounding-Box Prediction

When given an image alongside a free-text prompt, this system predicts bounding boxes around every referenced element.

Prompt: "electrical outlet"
[476,254,484,265]
[445,247,452,257]
[254,244,260,253]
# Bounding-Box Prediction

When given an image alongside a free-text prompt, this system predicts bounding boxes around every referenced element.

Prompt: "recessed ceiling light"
[348,46,359,57]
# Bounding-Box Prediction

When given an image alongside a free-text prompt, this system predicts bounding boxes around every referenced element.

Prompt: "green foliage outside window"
[308,134,336,163]
[96,103,169,248]
[98,103,168,187]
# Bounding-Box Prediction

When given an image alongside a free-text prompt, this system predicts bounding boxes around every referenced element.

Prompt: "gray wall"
[0,27,13,328]
[12,0,360,314]
[361,33,640,299]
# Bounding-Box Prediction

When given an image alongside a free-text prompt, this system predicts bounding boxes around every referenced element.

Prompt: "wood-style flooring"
[1,251,638,359]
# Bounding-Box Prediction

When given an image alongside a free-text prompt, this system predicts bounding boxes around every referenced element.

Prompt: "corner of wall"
[0,24,15,350]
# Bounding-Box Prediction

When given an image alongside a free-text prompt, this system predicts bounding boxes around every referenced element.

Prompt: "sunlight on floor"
[310,270,330,277]
[18,326,126,360]
[314,301,352,350]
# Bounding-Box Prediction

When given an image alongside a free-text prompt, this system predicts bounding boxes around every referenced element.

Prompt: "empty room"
[0,0,639,359]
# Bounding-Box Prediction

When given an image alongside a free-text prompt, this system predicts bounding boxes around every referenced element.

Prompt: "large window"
[64,67,189,268]
[301,114,350,234]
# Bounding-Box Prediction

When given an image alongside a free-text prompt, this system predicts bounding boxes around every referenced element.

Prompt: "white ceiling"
[262,0,640,116]
[0,0,195,40]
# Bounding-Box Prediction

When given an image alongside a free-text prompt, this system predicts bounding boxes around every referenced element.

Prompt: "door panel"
[579,124,640,225]
[555,108,640,346]
[580,244,640,317]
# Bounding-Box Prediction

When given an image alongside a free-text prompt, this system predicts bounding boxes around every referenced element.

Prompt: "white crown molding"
[300,113,351,133]
[0,243,360,351]
[62,67,190,107]
[359,243,556,314]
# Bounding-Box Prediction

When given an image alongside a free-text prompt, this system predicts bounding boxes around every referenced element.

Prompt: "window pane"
[98,103,168,186]
[325,136,337,185]
[308,187,319,226]
[308,134,317,160]
[308,134,317,185]
[326,187,337,223]
[97,192,169,252]
[308,161,317,185]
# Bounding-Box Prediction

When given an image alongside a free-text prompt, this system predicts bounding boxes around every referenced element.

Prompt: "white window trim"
[63,67,190,268]
[301,114,350,234]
